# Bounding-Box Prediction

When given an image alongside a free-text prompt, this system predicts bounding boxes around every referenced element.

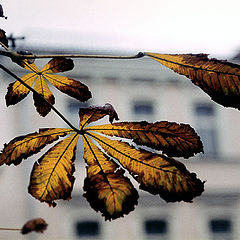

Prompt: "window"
[133,101,154,115]
[194,103,218,158]
[75,220,100,238]
[131,77,155,84]
[144,219,168,239]
[145,219,168,234]
[208,218,232,240]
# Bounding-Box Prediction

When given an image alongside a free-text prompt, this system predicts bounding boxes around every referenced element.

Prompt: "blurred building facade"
[1,49,240,240]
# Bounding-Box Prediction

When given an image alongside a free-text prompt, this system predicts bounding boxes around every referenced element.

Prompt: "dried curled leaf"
[21,218,48,234]
[83,135,138,220]
[86,121,203,158]
[146,52,240,110]
[6,58,92,116]
[0,29,8,47]
[0,128,73,166]
[29,133,79,207]
[79,103,119,128]
[88,132,204,203]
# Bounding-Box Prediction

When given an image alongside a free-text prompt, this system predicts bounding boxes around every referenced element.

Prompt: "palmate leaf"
[0,128,73,166]
[83,135,138,220]
[0,104,204,220]
[85,121,203,158]
[5,57,92,116]
[146,52,240,110]
[87,131,204,203]
[29,133,79,207]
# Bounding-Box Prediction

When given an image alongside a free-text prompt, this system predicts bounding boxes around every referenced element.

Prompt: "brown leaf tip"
[48,57,74,72]
[21,218,48,235]
[94,103,119,123]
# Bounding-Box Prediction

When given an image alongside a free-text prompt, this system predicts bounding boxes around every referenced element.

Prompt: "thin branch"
[0,227,21,231]
[0,50,145,60]
[0,64,81,133]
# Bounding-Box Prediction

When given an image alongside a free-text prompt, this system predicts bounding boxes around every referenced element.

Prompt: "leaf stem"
[0,50,145,60]
[0,64,80,133]
[0,227,21,231]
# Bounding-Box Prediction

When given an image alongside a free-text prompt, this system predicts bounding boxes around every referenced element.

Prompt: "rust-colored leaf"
[79,103,119,128]
[29,133,79,207]
[146,52,240,110]
[83,135,138,220]
[88,132,204,203]
[21,218,48,234]
[41,57,74,73]
[0,128,73,166]
[86,121,203,158]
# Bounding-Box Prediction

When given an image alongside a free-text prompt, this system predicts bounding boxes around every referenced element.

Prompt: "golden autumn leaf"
[0,128,73,166]
[29,133,79,207]
[87,131,204,202]
[0,104,204,220]
[146,52,240,110]
[85,121,203,158]
[5,57,92,116]
[83,135,138,220]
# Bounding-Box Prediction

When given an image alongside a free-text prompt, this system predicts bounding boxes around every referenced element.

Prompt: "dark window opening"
[195,103,215,117]
[209,219,232,233]
[197,128,218,158]
[131,77,155,84]
[144,219,168,235]
[75,221,100,237]
[133,101,154,115]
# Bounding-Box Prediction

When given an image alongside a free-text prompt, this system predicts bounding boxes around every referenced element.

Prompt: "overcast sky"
[1,0,240,58]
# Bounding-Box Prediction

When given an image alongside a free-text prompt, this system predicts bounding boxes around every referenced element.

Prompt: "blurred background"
[1,0,240,239]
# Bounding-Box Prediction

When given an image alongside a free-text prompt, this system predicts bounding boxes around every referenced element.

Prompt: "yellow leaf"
[83,135,138,220]
[5,72,37,106]
[146,52,240,110]
[44,75,91,102]
[6,58,92,116]
[88,132,204,203]
[33,75,55,117]
[86,121,203,158]
[28,133,79,207]
[0,128,73,166]
[83,135,118,177]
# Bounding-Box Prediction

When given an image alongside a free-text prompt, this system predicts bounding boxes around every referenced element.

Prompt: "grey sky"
[1,0,240,58]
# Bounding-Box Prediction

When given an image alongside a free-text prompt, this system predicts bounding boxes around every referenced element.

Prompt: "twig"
[0,227,21,231]
[0,64,80,133]
[0,50,145,60]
